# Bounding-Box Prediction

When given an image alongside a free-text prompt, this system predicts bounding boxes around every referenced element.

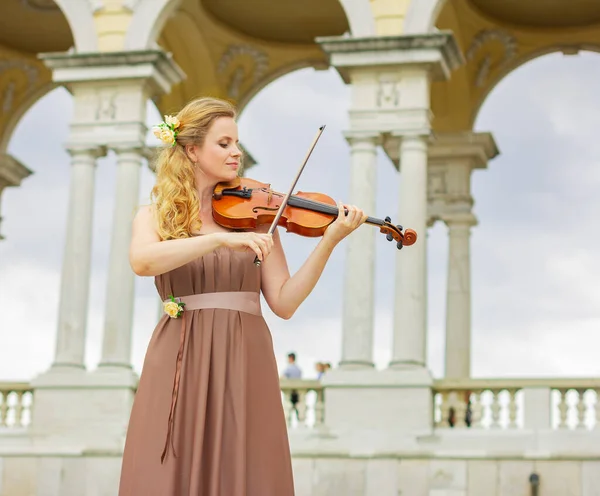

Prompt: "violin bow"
[254,125,326,266]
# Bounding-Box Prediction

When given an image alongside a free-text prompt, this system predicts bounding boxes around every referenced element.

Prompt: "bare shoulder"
[134,204,152,218]
[132,204,160,241]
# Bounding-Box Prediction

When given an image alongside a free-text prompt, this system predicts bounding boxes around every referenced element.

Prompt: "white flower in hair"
[152,115,180,147]
[164,115,180,129]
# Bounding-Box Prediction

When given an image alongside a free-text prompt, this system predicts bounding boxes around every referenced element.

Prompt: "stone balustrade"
[433,378,600,430]
[0,379,325,432]
[0,382,32,429]
[3,378,600,433]
[279,379,324,429]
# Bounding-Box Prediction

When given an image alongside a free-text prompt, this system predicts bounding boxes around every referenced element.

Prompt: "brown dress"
[118,246,295,495]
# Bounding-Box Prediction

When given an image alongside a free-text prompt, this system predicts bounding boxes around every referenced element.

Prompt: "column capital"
[40,49,186,151]
[39,49,186,97]
[66,144,107,155]
[316,32,464,83]
[343,130,382,146]
[109,143,149,155]
[441,212,478,228]
[429,131,499,170]
[65,145,107,163]
[0,153,33,190]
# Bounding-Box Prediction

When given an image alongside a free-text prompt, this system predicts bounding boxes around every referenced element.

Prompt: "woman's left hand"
[323,201,368,246]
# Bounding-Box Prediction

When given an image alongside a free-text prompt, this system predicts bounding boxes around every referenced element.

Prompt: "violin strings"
[287,195,384,226]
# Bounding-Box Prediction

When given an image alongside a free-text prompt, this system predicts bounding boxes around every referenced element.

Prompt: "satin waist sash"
[173,291,262,316]
[161,291,262,464]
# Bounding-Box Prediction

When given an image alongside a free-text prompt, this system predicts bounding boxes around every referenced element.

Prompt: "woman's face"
[189,116,241,183]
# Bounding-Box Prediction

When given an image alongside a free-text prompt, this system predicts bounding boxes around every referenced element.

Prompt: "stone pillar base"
[322,367,434,441]
[29,368,137,451]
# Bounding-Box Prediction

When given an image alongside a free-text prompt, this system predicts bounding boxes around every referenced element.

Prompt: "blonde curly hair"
[150,97,238,240]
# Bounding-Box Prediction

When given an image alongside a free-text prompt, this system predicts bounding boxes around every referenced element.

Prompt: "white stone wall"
[295,457,598,496]
[2,452,598,496]
[0,454,122,496]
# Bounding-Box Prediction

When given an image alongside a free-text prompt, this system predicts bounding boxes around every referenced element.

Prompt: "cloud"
[1,53,600,385]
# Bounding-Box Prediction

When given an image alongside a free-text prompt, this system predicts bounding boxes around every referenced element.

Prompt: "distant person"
[282,352,302,379]
[282,352,302,419]
[315,362,325,379]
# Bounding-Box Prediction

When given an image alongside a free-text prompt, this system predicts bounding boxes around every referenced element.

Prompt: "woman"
[118,97,366,495]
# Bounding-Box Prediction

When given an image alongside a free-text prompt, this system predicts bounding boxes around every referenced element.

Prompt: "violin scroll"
[379,216,417,250]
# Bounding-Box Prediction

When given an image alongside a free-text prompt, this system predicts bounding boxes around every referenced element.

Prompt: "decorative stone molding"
[343,130,383,146]
[0,59,40,114]
[440,211,477,228]
[94,88,118,122]
[316,32,464,83]
[39,50,185,95]
[465,29,518,88]
[39,49,185,149]
[0,59,39,87]
[319,33,461,157]
[428,168,447,196]
[0,153,33,240]
[376,78,401,108]
[427,163,474,223]
[426,131,498,225]
[0,153,33,190]
[428,131,499,169]
[217,44,269,99]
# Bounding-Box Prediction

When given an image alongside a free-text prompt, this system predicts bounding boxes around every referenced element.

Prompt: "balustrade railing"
[433,378,600,430]
[0,382,32,429]
[3,378,600,433]
[279,379,324,429]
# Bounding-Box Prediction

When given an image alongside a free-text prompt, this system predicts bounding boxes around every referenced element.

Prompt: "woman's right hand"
[217,231,274,262]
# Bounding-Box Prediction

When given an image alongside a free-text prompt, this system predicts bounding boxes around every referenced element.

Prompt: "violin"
[212,177,417,250]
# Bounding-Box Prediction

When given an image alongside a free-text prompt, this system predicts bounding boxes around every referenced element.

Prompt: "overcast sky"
[1,51,599,382]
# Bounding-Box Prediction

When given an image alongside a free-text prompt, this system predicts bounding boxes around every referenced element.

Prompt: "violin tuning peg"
[386,233,394,242]
[397,241,403,250]
[396,224,403,231]
[385,216,391,223]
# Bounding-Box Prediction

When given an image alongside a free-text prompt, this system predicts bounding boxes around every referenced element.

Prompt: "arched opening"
[129,0,349,117]
[234,66,419,377]
[0,87,73,380]
[469,51,600,377]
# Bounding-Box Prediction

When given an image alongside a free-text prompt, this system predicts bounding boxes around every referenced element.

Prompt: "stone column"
[390,134,429,369]
[98,146,144,370]
[443,213,476,378]
[53,146,105,369]
[340,133,379,369]
[0,154,33,240]
[315,32,462,439]
[426,131,499,378]
[30,48,185,451]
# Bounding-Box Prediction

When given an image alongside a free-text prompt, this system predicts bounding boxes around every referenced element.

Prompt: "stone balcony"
[3,377,599,433]
[3,378,600,494]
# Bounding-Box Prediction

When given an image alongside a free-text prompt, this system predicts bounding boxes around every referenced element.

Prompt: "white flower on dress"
[164,295,185,318]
